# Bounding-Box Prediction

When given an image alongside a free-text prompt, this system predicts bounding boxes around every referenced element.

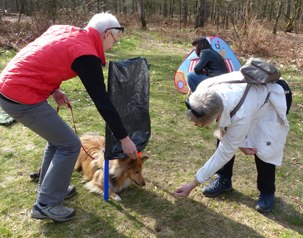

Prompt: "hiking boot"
[64,185,76,199]
[30,203,75,223]
[202,176,233,197]
[255,193,274,213]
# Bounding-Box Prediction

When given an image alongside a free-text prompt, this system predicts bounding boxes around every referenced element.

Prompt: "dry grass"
[1,12,303,62]
[0,12,303,238]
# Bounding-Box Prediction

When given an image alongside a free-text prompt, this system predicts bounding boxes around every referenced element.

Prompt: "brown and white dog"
[75,134,148,201]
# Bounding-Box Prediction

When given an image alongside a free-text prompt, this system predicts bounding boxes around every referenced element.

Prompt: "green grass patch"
[0,28,303,238]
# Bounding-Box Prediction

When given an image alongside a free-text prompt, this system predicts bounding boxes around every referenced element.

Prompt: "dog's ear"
[127,158,137,167]
[140,156,148,163]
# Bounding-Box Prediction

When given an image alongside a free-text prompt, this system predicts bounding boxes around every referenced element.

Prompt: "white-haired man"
[0,12,138,222]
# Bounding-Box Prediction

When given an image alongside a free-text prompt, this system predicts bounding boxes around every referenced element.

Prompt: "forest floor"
[1,12,303,238]
[1,12,303,67]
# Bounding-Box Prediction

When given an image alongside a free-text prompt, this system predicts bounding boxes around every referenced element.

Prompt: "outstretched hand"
[52,89,69,107]
[173,181,196,197]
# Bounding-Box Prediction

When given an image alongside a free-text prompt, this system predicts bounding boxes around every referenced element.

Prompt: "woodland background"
[0,0,303,35]
[0,0,302,31]
[0,0,303,237]
[0,0,303,66]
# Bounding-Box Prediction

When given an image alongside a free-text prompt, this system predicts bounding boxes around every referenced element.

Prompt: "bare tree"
[293,0,300,33]
[163,0,167,17]
[285,0,291,21]
[138,0,147,28]
[273,0,283,34]
[169,0,174,18]
[181,0,187,25]
[3,0,302,35]
[204,0,209,23]
[131,0,137,14]
[195,0,204,28]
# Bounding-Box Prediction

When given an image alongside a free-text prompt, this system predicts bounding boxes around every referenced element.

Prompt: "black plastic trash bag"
[104,57,151,160]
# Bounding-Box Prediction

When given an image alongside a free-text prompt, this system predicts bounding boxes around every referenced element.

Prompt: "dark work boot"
[255,193,274,213]
[202,176,233,197]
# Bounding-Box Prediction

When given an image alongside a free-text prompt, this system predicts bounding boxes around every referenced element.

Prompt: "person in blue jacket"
[187,37,229,92]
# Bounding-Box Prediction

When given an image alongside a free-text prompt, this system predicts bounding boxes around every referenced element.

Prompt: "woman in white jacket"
[173,71,291,213]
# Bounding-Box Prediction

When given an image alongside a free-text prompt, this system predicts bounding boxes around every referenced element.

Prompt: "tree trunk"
[18,0,24,22]
[285,0,291,21]
[138,0,147,29]
[163,0,167,17]
[113,0,118,13]
[273,0,283,34]
[225,1,231,30]
[297,0,302,21]
[293,0,300,33]
[179,0,181,28]
[170,0,174,18]
[48,0,58,24]
[195,0,204,28]
[123,0,127,14]
[182,0,187,25]
[204,0,209,23]
[132,0,136,14]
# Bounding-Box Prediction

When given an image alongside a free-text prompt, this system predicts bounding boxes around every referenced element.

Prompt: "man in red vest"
[0,12,138,222]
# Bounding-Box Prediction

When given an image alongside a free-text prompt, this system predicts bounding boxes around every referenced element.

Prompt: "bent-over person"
[0,12,138,222]
[174,71,291,213]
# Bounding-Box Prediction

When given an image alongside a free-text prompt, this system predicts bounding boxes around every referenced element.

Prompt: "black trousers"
[216,79,292,194]
[216,154,276,194]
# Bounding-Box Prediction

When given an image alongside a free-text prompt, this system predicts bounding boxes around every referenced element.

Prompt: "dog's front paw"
[114,195,122,201]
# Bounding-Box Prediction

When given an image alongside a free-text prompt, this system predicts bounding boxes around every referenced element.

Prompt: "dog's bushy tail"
[84,181,104,195]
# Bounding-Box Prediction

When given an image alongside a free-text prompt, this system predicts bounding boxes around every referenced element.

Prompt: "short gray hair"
[87,12,121,35]
[186,88,224,125]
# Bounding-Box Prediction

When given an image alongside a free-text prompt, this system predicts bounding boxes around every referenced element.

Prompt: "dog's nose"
[142,181,146,186]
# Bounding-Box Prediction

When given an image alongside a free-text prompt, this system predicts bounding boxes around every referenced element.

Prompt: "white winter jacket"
[195,71,290,183]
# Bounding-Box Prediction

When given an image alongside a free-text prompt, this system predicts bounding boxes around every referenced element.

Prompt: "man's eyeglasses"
[185,99,205,118]
[110,32,117,43]
[106,26,124,33]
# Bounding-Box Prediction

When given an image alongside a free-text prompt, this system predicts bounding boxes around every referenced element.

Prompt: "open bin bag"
[104,57,151,160]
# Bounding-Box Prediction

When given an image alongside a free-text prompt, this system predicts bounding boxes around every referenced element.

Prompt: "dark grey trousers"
[0,98,81,205]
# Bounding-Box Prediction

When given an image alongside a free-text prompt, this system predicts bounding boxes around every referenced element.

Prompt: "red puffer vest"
[0,25,106,104]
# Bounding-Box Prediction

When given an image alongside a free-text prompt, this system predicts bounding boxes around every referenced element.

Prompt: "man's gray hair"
[186,87,224,125]
[87,12,121,34]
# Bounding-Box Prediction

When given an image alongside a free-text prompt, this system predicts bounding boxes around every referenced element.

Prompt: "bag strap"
[230,84,251,118]
[229,83,273,118]
[209,80,251,118]
[210,80,247,87]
